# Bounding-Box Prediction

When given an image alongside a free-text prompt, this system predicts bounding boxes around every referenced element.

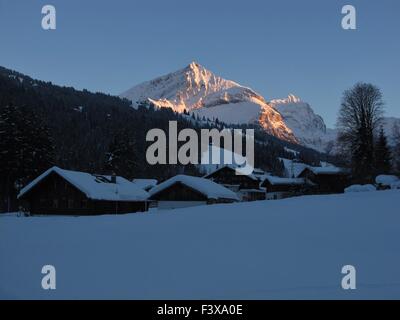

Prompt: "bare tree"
[336,83,384,181]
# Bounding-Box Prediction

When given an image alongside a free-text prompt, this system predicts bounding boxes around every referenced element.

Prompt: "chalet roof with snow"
[18,166,149,201]
[132,179,158,191]
[299,166,350,176]
[262,176,305,186]
[279,158,309,178]
[203,164,259,181]
[149,175,240,201]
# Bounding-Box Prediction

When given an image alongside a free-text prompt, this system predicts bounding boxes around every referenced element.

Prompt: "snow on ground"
[1,190,400,299]
[344,184,376,193]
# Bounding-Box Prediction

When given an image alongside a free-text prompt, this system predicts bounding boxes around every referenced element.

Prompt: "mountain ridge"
[121,62,400,153]
[120,61,298,143]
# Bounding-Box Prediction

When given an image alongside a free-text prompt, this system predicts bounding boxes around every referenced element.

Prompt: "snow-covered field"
[1,190,400,300]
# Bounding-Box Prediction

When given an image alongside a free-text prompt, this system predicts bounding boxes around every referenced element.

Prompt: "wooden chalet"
[298,166,350,194]
[203,165,265,201]
[149,174,239,209]
[18,167,150,215]
[260,176,310,200]
[132,179,158,192]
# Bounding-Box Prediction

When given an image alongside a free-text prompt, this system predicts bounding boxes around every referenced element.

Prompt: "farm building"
[18,167,150,215]
[298,166,350,194]
[203,165,265,201]
[260,176,310,200]
[149,174,239,209]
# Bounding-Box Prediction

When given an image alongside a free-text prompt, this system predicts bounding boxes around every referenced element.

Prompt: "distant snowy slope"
[120,62,297,143]
[270,95,336,152]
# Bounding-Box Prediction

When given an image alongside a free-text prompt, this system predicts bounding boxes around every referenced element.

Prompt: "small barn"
[18,166,150,215]
[298,166,350,194]
[260,176,308,200]
[149,174,239,209]
[204,165,265,201]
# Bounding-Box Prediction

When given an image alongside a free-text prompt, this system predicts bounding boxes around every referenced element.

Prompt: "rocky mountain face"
[270,94,337,153]
[120,62,297,143]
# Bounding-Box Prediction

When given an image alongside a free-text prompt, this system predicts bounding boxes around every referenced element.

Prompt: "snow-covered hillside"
[270,95,336,153]
[1,190,400,299]
[120,62,297,143]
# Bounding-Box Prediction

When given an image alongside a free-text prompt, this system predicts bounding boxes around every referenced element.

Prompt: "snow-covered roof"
[132,179,158,190]
[252,168,268,179]
[203,164,259,181]
[262,176,305,186]
[149,175,239,201]
[279,158,309,178]
[18,166,149,201]
[375,175,399,186]
[301,166,350,176]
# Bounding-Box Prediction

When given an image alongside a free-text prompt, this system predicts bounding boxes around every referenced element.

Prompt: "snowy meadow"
[1,190,400,299]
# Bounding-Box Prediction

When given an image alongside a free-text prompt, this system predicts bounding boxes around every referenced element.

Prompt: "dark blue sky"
[0,0,399,127]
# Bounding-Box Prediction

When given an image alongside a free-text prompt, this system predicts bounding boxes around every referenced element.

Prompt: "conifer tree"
[0,105,55,211]
[374,127,392,175]
[104,129,137,180]
[392,123,400,174]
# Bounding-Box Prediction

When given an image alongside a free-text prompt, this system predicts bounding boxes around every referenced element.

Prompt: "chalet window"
[39,198,46,207]
[61,197,67,207]
[68,199,74,209]
[81,199,88,208]
[52,199,59,209]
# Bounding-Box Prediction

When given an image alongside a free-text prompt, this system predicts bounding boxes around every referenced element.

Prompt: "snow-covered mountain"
[121,62,399,153]
[120,62,297,143]
[270,95,337,153]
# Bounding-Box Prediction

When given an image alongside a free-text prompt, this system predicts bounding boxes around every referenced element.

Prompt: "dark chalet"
[18,167,150,215]
[260,176,311,200]
[203,165,265,201]
[149,174,239,210]
[298,166,351,194]
[204,165,260,189]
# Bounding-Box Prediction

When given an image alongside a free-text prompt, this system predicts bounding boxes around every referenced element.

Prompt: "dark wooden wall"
[299,170,349,194]
[261,181,304,193]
